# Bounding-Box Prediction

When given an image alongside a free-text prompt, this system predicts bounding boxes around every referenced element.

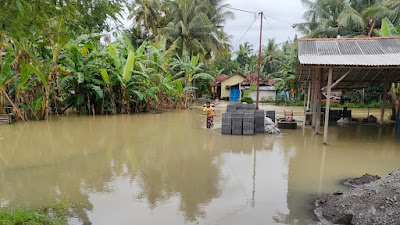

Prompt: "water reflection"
[0,109,399,225]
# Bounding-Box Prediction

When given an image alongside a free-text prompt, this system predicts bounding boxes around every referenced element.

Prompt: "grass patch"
[0,201,70,225]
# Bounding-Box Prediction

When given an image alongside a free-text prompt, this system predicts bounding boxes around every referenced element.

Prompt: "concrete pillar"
[380,72,389,125]
[323,67,333,144]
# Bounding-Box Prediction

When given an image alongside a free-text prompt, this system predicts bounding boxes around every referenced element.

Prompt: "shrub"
[275,97,296,106]
[319,101,391,109]
[260,96,275,103]
[241,97,254,104]
[296,101,304,106]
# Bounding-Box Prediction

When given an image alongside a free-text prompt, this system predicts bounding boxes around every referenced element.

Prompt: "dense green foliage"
[0,0,235,120]
[1,0,400,121]
[293,0,400,38]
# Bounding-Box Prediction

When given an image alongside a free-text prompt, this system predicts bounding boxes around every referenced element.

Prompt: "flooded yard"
[0,105,399,224]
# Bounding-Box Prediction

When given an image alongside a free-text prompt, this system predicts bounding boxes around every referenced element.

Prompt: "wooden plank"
[361,69,372,81]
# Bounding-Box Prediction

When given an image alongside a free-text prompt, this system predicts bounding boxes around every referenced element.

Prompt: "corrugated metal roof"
[298,37,400,66]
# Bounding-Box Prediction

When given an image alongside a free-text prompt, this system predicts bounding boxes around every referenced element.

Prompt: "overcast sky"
[223,0,305,52]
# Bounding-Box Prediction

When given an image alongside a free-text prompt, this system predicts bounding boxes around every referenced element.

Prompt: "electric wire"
[216,4,257,15]
[233,15,258,49]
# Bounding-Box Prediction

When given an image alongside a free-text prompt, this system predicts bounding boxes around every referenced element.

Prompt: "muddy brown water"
[0,105,399,225]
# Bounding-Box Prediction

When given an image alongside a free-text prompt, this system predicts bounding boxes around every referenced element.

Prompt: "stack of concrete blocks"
[243,110,255,135]
[221,112,232,134]
[254,110,265,133]
[243,103,256,110]
[236,102,244,110]
[265,110,276,122]
[232,110,244,135]
[227,102,237,112]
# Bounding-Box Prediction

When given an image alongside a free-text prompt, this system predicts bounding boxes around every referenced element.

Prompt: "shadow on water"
[0,109,399,225]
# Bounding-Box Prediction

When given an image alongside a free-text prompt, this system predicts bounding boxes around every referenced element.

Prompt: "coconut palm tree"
[262,38,281,74]
[294,0,400,38]
[236,42,253,67]
[128,0,162,36]
[161,0,221,57]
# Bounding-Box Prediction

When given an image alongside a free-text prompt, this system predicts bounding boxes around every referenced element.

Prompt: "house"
[210,73,246,101]
[240,74,277,102]
[210,73,277,101]
[210,75,229,100]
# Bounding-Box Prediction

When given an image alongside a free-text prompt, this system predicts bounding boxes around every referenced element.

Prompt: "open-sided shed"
[296,37,400,144]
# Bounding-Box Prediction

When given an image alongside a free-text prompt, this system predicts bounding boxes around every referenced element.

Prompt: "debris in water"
[265,117,281,134]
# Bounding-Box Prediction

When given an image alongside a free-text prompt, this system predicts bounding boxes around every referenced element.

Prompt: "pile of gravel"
[315,169,400,225]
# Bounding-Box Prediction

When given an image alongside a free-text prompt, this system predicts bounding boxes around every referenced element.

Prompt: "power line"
[217,3,293,25]
[216,4,257,15]
[263,15,293,26]
[234,15,258,49]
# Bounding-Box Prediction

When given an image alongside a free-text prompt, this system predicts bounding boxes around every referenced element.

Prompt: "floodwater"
[0,105,399,225]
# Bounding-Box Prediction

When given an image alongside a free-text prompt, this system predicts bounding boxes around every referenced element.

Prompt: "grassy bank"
[0,202,69,225]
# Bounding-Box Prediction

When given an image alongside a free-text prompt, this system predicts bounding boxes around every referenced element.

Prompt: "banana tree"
[145,35,176,106]
[27,64,50,120]
[374,18,400,37]
[106,39,150,114]
[172,52,214,107]
[0,57,25,121]
[172,79,197,109]
[58,44,108,115]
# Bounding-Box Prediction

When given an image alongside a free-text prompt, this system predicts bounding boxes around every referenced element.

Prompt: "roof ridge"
[299,36,400,41]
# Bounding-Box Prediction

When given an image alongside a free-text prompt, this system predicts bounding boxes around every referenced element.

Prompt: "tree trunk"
[1,88,26,122]
[368,20,376,37]
[41,89,50,120]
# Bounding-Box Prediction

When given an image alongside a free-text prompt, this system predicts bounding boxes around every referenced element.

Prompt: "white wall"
[249,90,276,101]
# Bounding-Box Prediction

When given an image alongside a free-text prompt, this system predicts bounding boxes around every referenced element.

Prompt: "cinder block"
[243,130,254,135]
[232,129,242,135]
[222,117,232,124]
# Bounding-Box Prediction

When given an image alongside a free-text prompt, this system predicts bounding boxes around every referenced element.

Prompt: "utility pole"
[256,11,263,109]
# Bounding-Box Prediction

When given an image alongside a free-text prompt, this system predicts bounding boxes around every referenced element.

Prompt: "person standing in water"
[203,102,216,129]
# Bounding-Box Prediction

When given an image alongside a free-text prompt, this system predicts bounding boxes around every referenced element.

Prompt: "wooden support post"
[323,67,333,144]
[380,72,389,125]
[315,69,322,134]
[307,81,311,111]
[303,82,307,113]
[311,69,318,128]
[213,87,215,99]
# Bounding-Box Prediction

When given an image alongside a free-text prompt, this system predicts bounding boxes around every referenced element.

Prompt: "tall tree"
[128,0,162,36]
[161,0,222,58]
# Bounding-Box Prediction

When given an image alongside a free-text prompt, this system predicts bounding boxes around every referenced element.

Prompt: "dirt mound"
[344,173,381,187]
[315,169,400,225]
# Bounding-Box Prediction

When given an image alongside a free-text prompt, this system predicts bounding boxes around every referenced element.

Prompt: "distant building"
[210,73,246,101]
[210,73,277,102]
[240,74,277,102]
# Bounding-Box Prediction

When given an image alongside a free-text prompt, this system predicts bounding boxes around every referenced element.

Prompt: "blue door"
[230,86,240,101]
